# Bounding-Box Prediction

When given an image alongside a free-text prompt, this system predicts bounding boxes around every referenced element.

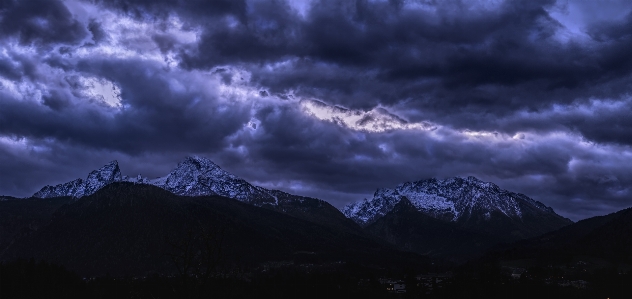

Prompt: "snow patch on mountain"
[75,161,123,198]
[31,156,279,206]
[32,178,85,198]
[342,176,555,226]
[33,161,122,199]
[151,156,276,205]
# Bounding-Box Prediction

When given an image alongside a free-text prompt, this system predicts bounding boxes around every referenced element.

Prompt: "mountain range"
[31,156,357,233]
[34,156,280,206]
[0,156,586,275]
[32,157,571,239]
[343,176,572,242]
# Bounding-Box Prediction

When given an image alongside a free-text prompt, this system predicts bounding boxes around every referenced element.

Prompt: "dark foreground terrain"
[1,258,631,299]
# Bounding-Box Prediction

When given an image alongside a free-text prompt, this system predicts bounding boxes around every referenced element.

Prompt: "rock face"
[154,156,276,206]
[343,176,572,240]
[32,179,84,198]
[76,161,123,198]
[33,161,122,199]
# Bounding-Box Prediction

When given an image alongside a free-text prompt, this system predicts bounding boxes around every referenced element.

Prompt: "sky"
[1,0,632,221]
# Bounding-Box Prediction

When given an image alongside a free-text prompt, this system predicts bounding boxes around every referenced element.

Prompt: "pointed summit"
[33,161,123,199]
[75,160,123,198]
[160,156,235,196]
[153,156,275,204]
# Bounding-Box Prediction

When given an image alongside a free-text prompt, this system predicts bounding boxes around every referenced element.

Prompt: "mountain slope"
[365,197,498,262]
[490,207,632,263]
[343,177,571,241]
[0,197,74,257]
[3,183,428,277]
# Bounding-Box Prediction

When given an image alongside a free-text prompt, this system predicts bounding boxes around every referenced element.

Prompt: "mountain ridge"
[30,157,571,241]
[343,176,572,241]
[30,157,361,234]
[34,156,293,207]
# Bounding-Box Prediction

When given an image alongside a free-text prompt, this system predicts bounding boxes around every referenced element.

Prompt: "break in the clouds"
[1,0,632,221]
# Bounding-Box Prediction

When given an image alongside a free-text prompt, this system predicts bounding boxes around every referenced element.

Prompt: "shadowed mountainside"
[1,183,429,277]
[366,198,499,262]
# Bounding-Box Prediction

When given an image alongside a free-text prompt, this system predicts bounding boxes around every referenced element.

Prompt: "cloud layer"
[2,0,632,221]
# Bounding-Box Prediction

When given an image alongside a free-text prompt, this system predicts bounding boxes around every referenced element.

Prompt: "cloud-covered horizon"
[2,0,632,221]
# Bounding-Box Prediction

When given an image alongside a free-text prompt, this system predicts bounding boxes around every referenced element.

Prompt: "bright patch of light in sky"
[78,77,122,108]
[461,130,503,140]
[0,136,26,148]
[287,0,313,19]
[300,99,437,133]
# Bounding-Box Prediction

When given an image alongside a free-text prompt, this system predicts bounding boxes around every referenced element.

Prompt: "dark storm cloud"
[0,59,250,155]
[94,0,247,21]
[91,0,632,120]
[168,0,632,147]
[0,0,88,46]
[2,0,632,221]
[54,0,632,143]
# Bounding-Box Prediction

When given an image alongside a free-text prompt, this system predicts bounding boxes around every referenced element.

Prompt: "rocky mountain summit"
[34,157,281,206]
[343,176,572,240]
[33,161,123,199]
[343,176,557,225]
[156,156,277,206]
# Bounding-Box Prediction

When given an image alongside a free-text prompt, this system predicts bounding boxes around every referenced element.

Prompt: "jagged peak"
[400,176,500,191]
[168,156,237,180]
[182,155,219,167]
[393,196,414,209]
[343,175,565,226]
[86,160,122,179]
[103,160,119,167]
[373,187,397,197]
[465,175,480,182]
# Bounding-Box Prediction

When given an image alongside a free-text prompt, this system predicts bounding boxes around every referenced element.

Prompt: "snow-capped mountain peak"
[32,156,278,206]
[33,160,123,199]
[151,156,273,204]
[76,160,123,198]
[32,178,84,198]
[342,176,561,226]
